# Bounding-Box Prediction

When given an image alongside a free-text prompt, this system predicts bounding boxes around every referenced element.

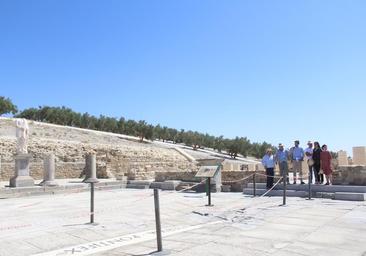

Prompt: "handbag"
[307,159,314,167]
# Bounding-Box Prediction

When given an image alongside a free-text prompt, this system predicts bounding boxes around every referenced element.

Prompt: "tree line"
[0,96,274,158]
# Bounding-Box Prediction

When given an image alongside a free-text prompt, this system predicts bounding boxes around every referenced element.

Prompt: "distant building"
[352,147,366,166]
[337,150,348,166]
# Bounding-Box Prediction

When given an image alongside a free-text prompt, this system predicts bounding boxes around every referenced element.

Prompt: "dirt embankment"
[0,118,197,181]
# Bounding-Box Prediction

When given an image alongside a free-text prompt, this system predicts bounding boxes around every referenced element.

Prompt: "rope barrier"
[259,177,283,198]
[176,179,207,193]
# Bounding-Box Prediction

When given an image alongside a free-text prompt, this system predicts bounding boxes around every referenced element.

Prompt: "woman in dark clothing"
[312,141,323,184]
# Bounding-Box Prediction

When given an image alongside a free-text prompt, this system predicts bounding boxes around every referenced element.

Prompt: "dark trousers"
[266,168,274,189]
[313,163,322,183]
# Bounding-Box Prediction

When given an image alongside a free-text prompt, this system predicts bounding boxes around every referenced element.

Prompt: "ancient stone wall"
[333,166,366,185]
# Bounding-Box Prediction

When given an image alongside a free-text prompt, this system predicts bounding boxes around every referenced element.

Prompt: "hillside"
[0,117,197,181]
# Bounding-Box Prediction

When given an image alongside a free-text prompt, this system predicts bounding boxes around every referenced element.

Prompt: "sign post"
[195,159,223,207]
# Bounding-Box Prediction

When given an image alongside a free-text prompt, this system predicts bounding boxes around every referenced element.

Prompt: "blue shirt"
[275,149,288,163]
[262,154,275,168]
[291,146,304,161]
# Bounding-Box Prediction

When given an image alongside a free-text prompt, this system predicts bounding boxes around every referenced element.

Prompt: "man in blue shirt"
[275,143,289,184]
[262,148,276,189]
[290,140,305,184]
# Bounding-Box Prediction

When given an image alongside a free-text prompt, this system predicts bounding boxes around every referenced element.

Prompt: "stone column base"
[10,175,34,187]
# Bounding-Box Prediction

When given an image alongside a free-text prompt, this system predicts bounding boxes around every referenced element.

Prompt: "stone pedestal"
[83,154,99,183]
[9,154,34,187]
[40,154,58,186]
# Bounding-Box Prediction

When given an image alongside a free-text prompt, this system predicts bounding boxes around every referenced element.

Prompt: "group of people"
[261,140,333,189]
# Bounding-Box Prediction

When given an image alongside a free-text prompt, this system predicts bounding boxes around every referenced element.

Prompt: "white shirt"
[305,147,313,160]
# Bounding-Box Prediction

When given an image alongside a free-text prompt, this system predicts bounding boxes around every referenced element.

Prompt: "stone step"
[244,187,365,201]
[127,180,153,186]
[160,180,181,190]
[334,192,365,201]
[243,188,307,197]
[94,184,127,191]
[150,182,163,189]
[315,192,335,199]
[126,184,150,189]
[95,181,127,187]
[247,183,366,193]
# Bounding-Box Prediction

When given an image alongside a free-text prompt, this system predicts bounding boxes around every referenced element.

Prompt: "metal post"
[90,182,95,224]
[205,178,209,196]
[207,177,212,206]
[154,189,163,252]
[308,170,312,200]
[253,172,256,197]
[282,169,286,205]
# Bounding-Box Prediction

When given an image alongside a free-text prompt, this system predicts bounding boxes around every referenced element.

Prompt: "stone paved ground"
[0,189,365,256]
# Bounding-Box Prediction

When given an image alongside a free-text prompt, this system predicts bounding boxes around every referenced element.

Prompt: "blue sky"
[0,0,365,155]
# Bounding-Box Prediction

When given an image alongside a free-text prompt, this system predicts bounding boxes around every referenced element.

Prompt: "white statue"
[15,118,29,154]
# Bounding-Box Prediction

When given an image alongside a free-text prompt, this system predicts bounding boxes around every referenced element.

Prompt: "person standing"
[262,148,276,189]
[275,143,289,184]
[312,142,322,184]
[290,140,305,184]
[305,141,314,184]
[320,144,333,185]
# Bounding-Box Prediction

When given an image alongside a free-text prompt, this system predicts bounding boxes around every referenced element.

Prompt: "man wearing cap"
[305,141,314,184]
[290,140,305,184]
[275,143,289,184]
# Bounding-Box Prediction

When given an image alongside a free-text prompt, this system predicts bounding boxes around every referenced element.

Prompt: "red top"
[320,151,332,175]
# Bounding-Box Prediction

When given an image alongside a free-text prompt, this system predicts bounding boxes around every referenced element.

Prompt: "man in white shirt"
[262,148,276,189]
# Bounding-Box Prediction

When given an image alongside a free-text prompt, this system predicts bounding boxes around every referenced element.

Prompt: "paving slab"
[0,189,365,256]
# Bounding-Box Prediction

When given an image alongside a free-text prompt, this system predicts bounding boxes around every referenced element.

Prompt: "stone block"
[150,182,162,189]
[9,175,34,187]
[337,150,348,166]
[221,185,231,192]
[9,154,34,187]
[334,192,365,201]
[353,147,366,166]
[315,192,335,199]
[161,180,181,190]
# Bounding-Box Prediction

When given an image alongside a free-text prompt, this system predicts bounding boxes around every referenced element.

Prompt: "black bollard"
[253,172,256,197]
[90,182,95,223]
[308,171,312,200]
[207,178,212,206]
[154,189,163,252]
[282,170,286,205]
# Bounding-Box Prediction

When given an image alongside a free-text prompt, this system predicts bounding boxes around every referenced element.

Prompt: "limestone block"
[337,150,348,166]
[222,162,232,171]
[161,180,181,190]
[353,147,366,166]
[9,154,34,187]
[256,163,265,171]
[234,163,241,171]
[221,185,231,192]
[334,192,365,201]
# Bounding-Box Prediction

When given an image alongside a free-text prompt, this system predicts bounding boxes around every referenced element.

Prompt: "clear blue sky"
[1,0,365,156]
